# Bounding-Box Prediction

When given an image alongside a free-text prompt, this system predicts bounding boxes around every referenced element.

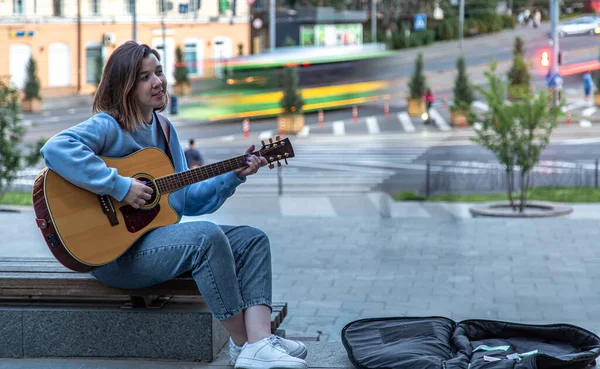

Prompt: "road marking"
[42,111,51,117]
[565,88,579,95]
[429,108,450,131]
[472,101,489,112]
[564,101,587,112]
[332,121,345,136]
[49,116,60,122]
[397,112,415,132]
[297,126,310,137]
[220,135,235,141]
[22,120,32,126]
[580,119,592,128]
[365,116,380,134]
[258,130,272,140]
[67,109,76,114]
[582,107,597,117]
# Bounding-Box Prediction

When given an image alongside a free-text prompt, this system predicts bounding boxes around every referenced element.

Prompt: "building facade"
[1,0,250,97]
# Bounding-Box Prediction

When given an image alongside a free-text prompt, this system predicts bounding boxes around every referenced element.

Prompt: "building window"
[158,0,167,13]
[86,46,103,84]
[219,0,230,14]
[14,0,25,15]
[90,0,100,15]
[53,0,63,16]
[189,0,201,12]
[125,0,134,15]
[184,43,198,75]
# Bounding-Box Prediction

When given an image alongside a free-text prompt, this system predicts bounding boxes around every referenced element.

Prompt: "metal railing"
[422,160,600,197]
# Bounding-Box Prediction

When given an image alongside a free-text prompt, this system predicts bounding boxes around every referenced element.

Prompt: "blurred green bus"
[178,44,395,121]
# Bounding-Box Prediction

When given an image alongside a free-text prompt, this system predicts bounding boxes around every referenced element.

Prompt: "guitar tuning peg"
[284,158,288,165]
[261,140,265,146]
[269,138,273,143]
[277,161,281,167]
[268,163,274,169]
[276,135,281,141]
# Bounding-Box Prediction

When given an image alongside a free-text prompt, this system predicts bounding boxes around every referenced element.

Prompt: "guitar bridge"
[98,195,119,226]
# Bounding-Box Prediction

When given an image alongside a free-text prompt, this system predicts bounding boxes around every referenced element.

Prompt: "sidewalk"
[4,193,600,367]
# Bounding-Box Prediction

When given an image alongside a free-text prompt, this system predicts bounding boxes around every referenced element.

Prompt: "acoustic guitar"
[32,136,294,272]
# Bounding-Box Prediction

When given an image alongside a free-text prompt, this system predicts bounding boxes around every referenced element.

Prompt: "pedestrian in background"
[424,88,435,125]
[583,71,596,104]
[184,138,204,168]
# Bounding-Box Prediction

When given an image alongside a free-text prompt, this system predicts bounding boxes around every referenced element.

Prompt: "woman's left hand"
[235,145,268,178]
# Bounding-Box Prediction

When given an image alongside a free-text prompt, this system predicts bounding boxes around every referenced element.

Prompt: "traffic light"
[541,51,550,67]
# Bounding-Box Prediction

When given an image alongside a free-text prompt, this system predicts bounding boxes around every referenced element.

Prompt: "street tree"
[408,53,427,100]
[0,79,45,202]
[453,56,475,110]
[280,66,304,114]
[513,36,525,57]
[472,62,562,212]
[507,37,531,99]
[451,56,475,125]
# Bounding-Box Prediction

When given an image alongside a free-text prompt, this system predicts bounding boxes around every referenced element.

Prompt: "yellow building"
[1,0,250,97]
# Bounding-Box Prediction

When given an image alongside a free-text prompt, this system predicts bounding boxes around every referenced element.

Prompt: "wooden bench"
[0,257,287,333]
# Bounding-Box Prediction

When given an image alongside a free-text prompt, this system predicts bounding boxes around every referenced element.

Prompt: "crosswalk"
[223,107,453,140]
[201,140,431,195]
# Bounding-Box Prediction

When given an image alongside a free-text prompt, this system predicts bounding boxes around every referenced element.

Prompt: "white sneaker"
[229,336,308,363]
[234,335,308,369]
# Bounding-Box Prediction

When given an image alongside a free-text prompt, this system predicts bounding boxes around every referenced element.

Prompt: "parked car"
[557,16,600,37]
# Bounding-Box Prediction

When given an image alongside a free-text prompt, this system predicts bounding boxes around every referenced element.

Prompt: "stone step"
[0,297,227,361]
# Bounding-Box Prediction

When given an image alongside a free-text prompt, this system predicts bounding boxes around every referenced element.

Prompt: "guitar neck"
[154,152,255,194]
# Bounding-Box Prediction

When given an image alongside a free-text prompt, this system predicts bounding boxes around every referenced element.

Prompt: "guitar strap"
[154,112,174,166]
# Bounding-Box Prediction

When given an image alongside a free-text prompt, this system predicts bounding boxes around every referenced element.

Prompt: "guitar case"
[341,316,600,369]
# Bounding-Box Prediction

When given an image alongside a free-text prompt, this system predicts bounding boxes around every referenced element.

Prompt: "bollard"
[594,159,598,188]
[243,118,250,138]
[318,110,324,127]
[425,161,431,199]
[279,118,286,136]
[567,111,571,125]
[384,101,390,118]
[277,165,283,196]
[352,106,358,123]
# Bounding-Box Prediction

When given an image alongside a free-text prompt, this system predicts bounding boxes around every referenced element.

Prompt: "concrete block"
[5,298,227,361]
[0,310,22,358]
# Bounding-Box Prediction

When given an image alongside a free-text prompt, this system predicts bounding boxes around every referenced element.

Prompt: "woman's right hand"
[122,178,154,209]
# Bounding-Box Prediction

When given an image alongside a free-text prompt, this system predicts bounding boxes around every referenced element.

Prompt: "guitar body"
[33,148,179,272]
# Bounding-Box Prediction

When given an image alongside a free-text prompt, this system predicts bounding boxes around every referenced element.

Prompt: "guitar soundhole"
[135,175,158,205]
[120,204,161,233]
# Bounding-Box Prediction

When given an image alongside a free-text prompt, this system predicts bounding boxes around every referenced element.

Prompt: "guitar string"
[152,143,287,193]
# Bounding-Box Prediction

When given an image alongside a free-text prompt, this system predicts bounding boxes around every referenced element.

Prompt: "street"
[12,22,600,199]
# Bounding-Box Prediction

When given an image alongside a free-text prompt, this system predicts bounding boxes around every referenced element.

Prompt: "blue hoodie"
[40,112,245,219]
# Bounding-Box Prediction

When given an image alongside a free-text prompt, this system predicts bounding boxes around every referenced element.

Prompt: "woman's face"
[136,53,167,119]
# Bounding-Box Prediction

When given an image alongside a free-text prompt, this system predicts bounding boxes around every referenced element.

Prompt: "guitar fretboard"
[154,154,252,194]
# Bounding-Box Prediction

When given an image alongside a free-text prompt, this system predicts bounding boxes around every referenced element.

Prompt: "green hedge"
[384,13,516,51]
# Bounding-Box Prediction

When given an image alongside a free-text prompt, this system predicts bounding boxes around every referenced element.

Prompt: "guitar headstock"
[259,136,295,169]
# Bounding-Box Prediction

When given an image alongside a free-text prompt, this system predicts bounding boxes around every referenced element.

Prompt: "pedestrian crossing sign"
[414,14,427,31]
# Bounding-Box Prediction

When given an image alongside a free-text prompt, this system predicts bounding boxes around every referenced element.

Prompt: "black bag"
[341,316,600,369]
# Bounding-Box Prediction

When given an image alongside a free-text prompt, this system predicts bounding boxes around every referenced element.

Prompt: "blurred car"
[557,16,600,37]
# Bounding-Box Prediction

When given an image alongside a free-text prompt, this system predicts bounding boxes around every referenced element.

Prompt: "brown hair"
[92,41,168,131]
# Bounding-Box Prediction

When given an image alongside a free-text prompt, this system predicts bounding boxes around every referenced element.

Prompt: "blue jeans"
[90,221,272,320]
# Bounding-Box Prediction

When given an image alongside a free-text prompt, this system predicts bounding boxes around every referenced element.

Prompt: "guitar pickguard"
[120,204,161,233]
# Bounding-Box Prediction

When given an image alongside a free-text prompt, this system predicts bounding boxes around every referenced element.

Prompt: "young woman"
[40,41,307,369]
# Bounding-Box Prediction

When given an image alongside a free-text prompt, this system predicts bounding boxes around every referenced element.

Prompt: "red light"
[302,62,310,67]
[541,51,550,67]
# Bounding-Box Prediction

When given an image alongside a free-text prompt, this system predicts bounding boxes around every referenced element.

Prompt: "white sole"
[234,358,308,369]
